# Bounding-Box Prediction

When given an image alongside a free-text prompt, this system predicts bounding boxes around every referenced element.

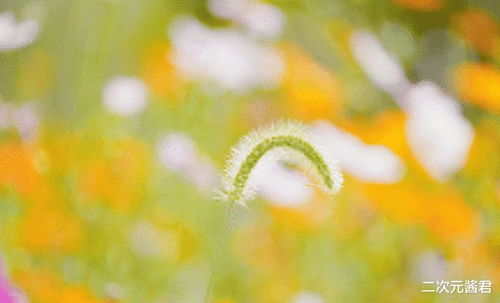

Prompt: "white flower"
[169,17,283,92]
[404,82,473,180]
[412,251,447,281]
[11,102,39,142]
[128,222,176,257]
[311,120,405,183]
[0,12,38,51]
[157,133,218,193]
[0,101,39,142]
[103,76,148,117]
[257,162,314,207]
[208,0,285,39]
[350,30,410,98]
[292,292,325,303]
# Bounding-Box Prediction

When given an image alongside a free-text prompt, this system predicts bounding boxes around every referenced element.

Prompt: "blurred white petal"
[412,251,448,281]
[292,292,325,303]
[257,162,314,207]
[157,133,198,172]
[208,0,285,38]
[169,17,283,92]
[0,12,38,51]
[157,133,218,193]
[404,82,473,180]
[103,76,148,117]
[311,120,405,183]
[11,102,39,142]
[0,103,12,130]
[350,30,410,97]
[129,222,164,256]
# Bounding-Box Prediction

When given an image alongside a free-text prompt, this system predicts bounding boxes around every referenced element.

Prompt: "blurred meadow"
[0,0,499,302]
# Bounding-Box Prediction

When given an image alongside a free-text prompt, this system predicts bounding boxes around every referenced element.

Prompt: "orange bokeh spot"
[452,8,498,56]
[13,269,63,303]
[58,286,107,303]
[363,181,479,242]
[140,40,185,102]
[392,0,444,11]
[454,63,500,113]
[20,203,83,253]
[79,139,150,212]
[280,44,344,121]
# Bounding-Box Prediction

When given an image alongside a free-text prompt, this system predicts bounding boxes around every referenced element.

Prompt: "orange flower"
[391,0,444,11]
[58,286,107,303]
[79,139,150,212]
[20,203,83,252]
[363,181,479,242]
[452,8,499,56]
[0,141,42,197]
[454,63,500,112]
[13,269,63,303]
[280,44,344,121]
[140,40,185,102]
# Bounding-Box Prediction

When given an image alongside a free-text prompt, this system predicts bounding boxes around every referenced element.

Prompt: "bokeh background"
[0,0,499,302]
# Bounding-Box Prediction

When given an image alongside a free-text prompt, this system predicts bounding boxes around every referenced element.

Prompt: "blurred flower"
[454,63,500,113]
[292,292,325,303]
[11,102,39,142]
[169,17,283,92]
[80,139,150,212]
[0,258,26,303]
[311,120,405,183]
[404,81,474,180]
[258,162,314,207]
[452,8,499,56]
[157,133,218,193]
[0,102,39,142]
[412,251,448,281]
[363,182,479,241]
[0,141,43,198]
[140,41,185,101]
[281,45,344,121]
[350,30,473,180]
[128,221,177,258]
[0,12,38,51]
[391,0,443,11]
[58,286,106,303]
[350,30,410,98]
[13,269,62,303]
[20,204,83,252]
[102,76,148,116]
[208,0,285,39]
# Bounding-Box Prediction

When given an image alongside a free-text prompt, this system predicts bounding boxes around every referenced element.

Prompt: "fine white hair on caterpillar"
[219,120,343,205]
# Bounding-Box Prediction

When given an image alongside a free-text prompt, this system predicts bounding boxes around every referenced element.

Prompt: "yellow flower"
[140,40,185,103]
[454,63,500,113]
[280,44,344,121]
